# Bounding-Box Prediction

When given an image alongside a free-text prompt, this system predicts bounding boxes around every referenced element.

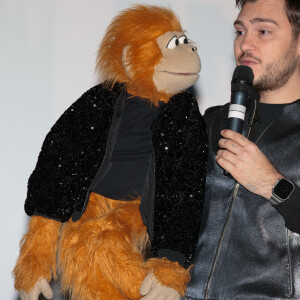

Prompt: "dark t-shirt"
[93,96,161,200]
[252,102,286,141]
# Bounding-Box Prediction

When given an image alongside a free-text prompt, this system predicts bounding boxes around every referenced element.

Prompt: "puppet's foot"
[144,258,191,297]
[19,279,53,300]
[140,272,180,300]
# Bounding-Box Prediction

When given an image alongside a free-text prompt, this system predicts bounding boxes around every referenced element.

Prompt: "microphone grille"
[232,65,254,83]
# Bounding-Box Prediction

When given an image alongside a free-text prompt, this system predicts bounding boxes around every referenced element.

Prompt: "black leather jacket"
[185,96,300,299]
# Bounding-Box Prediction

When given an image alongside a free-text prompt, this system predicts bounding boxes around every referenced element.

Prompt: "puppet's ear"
[122,46,132,78]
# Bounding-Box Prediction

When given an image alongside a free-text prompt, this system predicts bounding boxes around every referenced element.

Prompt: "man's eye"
[235,30,245,36]
[259,29,270,35]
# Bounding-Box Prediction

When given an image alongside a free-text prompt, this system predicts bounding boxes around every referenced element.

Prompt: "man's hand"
[216,129,282,199]
[140,272,180,300]
[19,279,53,300]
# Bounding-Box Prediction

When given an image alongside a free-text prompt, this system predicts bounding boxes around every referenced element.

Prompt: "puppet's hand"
[140,272,180,300]
[19,279,53,300]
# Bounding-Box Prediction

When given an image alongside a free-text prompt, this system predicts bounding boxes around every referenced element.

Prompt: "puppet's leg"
[59,193,148,300]
[13,216,62,292]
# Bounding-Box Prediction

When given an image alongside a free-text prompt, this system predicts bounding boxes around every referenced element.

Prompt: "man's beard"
[238,40,298,92]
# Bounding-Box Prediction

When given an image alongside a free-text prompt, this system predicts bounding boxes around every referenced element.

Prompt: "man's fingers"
[37,279,53,299]
[218,138,242,155]
[221,129,248,147]
[216,154,236,173]
[217,149,238,165]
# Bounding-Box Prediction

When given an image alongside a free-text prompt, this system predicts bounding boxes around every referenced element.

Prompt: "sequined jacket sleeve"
[25,83,121,222]
[142,92,208,265]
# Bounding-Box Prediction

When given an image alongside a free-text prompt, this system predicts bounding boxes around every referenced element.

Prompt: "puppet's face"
[153,31,201,95]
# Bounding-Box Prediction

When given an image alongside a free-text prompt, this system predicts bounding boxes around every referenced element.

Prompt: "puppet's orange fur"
[146,258,191,296]
[58,193,149,299]
[13,216,61,292]
[96,5,183,106]
[13,5,190,299]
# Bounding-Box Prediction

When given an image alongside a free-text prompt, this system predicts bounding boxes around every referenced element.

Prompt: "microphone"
[227,65,254,133]
[223,65,254,177]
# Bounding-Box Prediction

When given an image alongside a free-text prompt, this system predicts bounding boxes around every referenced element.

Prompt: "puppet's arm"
[13,216,61,293]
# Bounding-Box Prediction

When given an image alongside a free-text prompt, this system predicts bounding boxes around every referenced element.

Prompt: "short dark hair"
[236,0,300,38]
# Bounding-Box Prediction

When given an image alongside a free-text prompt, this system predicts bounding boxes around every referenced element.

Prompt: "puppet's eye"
[167,36,178,49]
[178,35,188,44]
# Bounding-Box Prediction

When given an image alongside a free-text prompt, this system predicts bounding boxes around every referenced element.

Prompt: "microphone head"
[232,65,254,84]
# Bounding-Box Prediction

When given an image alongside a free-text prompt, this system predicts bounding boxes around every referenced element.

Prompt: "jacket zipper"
[204,182,240,299]
[73,90,127,221]
[204,99,257,299]
[204,100,289,299]
[205,99,259,299]
[287,229,294,296]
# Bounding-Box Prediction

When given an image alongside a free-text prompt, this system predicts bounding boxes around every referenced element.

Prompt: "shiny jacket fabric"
[24,82,207,264]
[185,97,300,299]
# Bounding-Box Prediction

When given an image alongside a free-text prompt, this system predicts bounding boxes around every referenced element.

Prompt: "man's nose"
[240,33,256,53]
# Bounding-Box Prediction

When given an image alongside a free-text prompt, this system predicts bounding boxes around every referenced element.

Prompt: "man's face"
[234,0,300,91]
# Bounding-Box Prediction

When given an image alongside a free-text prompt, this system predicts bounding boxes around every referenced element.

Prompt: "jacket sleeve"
[24,90,89,222]
[150,92,208,266]
[24,83,113,222]
[274,183,300,234]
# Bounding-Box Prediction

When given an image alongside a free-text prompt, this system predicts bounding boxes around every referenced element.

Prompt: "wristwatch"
[269,178,295,206]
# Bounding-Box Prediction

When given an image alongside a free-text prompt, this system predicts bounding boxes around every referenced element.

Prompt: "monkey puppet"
[13,5,207,300]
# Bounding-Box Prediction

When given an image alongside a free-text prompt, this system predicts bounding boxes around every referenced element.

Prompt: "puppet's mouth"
[162,71,199,76]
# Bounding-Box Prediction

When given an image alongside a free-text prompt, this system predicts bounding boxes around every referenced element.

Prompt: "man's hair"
[236,0,300,38]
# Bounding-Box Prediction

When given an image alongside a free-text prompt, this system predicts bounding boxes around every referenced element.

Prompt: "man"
[185,0,300,299]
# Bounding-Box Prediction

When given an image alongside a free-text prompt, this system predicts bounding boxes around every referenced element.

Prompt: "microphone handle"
[223,91,248,177]
[228,91,248,133]
[227,118,244,133]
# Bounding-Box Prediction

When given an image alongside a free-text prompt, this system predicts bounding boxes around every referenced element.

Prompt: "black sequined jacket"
[25,82,207,264]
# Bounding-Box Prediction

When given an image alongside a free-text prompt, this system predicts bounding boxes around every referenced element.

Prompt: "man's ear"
[122,46,132,77]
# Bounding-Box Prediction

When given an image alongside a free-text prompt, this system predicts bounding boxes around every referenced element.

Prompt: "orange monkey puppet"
[13,5,207,300]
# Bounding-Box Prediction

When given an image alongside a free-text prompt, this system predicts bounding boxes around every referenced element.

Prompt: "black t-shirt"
[253,102,286,141]
[93,96,161,200]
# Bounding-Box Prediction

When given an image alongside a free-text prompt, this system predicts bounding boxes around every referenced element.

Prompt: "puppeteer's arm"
[273,185,300,234]
[216,129,300,234]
